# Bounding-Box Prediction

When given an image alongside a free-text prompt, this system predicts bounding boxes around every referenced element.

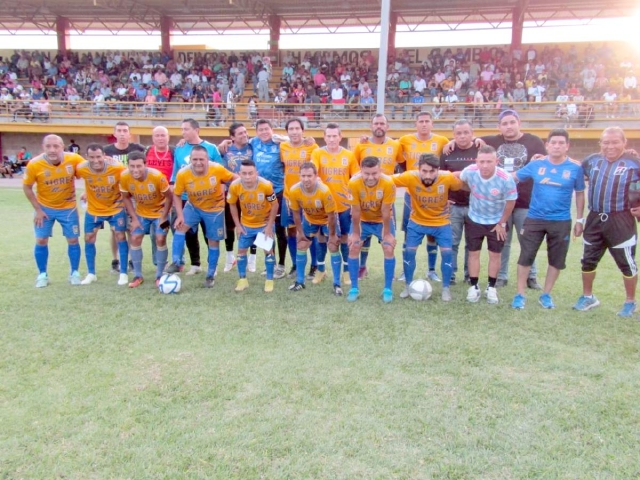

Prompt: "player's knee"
[67,237,79,245]
[35,237,49,246]
[208,240,219,248]
[382,244,394,257]
[114,231,125,242]
[580,258,598,272]
[349,245,361,257]
[85,233,97,243]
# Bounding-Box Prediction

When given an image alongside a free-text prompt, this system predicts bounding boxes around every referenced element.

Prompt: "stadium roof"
[0,0,637,35]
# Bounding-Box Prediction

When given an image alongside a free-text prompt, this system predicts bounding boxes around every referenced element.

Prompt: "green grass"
[1,187,640,479]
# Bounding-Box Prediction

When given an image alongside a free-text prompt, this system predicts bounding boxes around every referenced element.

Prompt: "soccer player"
[440,119,480,284]
[510,129,585,309]
[346,156,397,303]
[397,112,450,283]
[23,134,84,287]
[167,145,238,287]
[75,143,128,286]
[172,118,223,276]
[279,118,319,278]
[288,162,343,295]
[227,159,279,293]
[392,153,464,302]
[311,123,360,286]
[353,114,401,279]
[459,145,517,304]
[119,151,173,288]
[145,126,174,181]
[574,127,640,317]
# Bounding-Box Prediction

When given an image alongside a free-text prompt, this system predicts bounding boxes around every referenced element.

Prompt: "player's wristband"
[576,218,585,225]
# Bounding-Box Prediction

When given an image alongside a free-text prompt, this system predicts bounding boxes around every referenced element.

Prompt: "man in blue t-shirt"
[459,145,517,305]
[511,129,585,310]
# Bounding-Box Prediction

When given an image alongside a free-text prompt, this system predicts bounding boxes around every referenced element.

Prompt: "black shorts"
[517,218,571,269]
[582,210,637,277]
[464,217,504,253]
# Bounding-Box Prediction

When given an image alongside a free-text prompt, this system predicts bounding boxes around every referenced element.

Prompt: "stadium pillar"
[56,16,70,52]
[268,15,281,65]
[388,12,397,59]
[160,16,173,54]
[511,1,526,50]
[376,0,391,114]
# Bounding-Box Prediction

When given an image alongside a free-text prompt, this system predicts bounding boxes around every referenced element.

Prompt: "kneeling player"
[227,159,279,293]
[288,162,343,295]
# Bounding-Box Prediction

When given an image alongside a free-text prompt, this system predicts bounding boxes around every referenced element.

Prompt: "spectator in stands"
[0,156,13,178]
[444,88,459,116]
[602,87,618,118]
[0,87,13,112]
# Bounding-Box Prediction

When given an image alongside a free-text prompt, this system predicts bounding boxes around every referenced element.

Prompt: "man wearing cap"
[444,89,459,116]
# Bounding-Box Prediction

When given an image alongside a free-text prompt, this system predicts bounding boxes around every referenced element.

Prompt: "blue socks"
[237,254,247,278]
[68,243,81,273]
[85,242,96,275]
[403,247,417,285]
[330,252,342,286]
[34,244,48,274]
[340,242,349,272]
[310,237,318,267]
[287,235,297,268]
[172,231,186,264]
[348,257,360,289]
[441,248,453,288]
[265,254,275,280]
[384,257,395,290]
[207,246,219,277]
[316,242,327,272]
[155,245,168,279]
[296,249,307,284]
[118,240,129,274]
[427,242,437,271]
[130,247,143,277]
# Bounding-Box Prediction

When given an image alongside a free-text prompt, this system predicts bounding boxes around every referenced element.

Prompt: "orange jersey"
[311,147,360,213]
[226,177,276,228]
[119,167,170,218]
[398,133,450,171]
[76,159,126,216]
[280,141,318,198]
[288,180,337,225]
[174,162,235,213]
[23,152,84,209]
[353,137,401,176]
[348,174,396,223]
[392,171,463,226]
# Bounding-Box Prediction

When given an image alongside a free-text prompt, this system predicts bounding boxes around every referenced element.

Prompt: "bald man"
[23,135,85,287]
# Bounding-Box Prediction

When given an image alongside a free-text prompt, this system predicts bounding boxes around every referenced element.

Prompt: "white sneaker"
[466,285,481,303]
[247,254,257,273]
[69,270,82,286]
[80,273,98,285]
[441,287,452,302]
[224,254,236,272]
[400,287,410,299]
[117,273,129,286]
[185,265,203,276]
[486,286,499,304]
[35,272,49,288]
[274,265,286,279]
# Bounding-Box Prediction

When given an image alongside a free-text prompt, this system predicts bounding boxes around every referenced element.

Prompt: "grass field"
[1,186,640,479]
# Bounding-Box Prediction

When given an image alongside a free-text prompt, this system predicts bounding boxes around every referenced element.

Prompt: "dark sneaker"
[495,278,508,288]
[333,284,343,296]
[288,281,305,292]
[306,265,317,280]
[204,276,215,288]
[111,259,120,274]
[527,277,542,290]
[287,266,297,278]
[166,263,181,274]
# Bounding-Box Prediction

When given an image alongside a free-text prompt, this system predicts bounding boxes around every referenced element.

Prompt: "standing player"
[574,127,640,317]
[227,159,279,293]
[346,156,397,303]
[459,145,517,304]
[440,119,479,284]
[23,135,84,287]
[353,114,401,279]
[145,126,174,181]
[311,123,360,286]
[511,129,585,309]
[392,154,464,302]
[167,145,238,287]
[75,143,129,286]
[288,162,342,295]
[119,151,172,288]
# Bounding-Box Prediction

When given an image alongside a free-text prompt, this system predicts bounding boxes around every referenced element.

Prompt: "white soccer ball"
[158,273,182,294]
[409,279,432,301]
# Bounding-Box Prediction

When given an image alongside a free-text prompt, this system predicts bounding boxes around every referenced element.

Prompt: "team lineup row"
[21,112,640,315]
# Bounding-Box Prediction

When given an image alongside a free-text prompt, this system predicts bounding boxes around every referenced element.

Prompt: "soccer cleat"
[347,287,360,302]
[342,272,351,286]
[128,276,144,288]
[306,265,317,280]
[166,262,181,274]
[358,266,368,280]
[288,281,305,292]
[538,293,556,309]
[35,272,49,288]
[224,254,236,272]
[441,287,452,302]
[111,259,120,274]
[287,266,297,278]
[69,271,82,286]
[449,276,457,286]
[117,273,129,286]
[312,270,326,285]
[427,270,441,282]
[333,284,343,296]
[512,293,526,310]
[273,265,286,279]
[400,287,410,299]
[486,286,499,304]
[573,295,600,311]
[235,278,249,292]
[527,277,542,290]
[247,254,257,273]
[204,276,215,288]
[264,279,275,293]
[396,272,406,282]
[382,288,393,303]
[466,285,481,303]
[495,278,508,288]
[80,273,97,285]
[185,265,202,276]
[617,301,637,317]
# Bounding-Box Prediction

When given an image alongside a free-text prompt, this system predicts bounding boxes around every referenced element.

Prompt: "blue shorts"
[35,206,80,239]
[280,199,296,228]
[337,209,351,237]
[402,191,411,232]
[132,215,168,236]
[238,224,275,250]
[352,220,396,243]
[303,217,329,238]
[406,220,452,249]
[183,203,225,241]
[84,210,127,234]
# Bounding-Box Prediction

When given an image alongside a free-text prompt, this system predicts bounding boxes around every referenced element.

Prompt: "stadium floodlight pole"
[376,0,391,114]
